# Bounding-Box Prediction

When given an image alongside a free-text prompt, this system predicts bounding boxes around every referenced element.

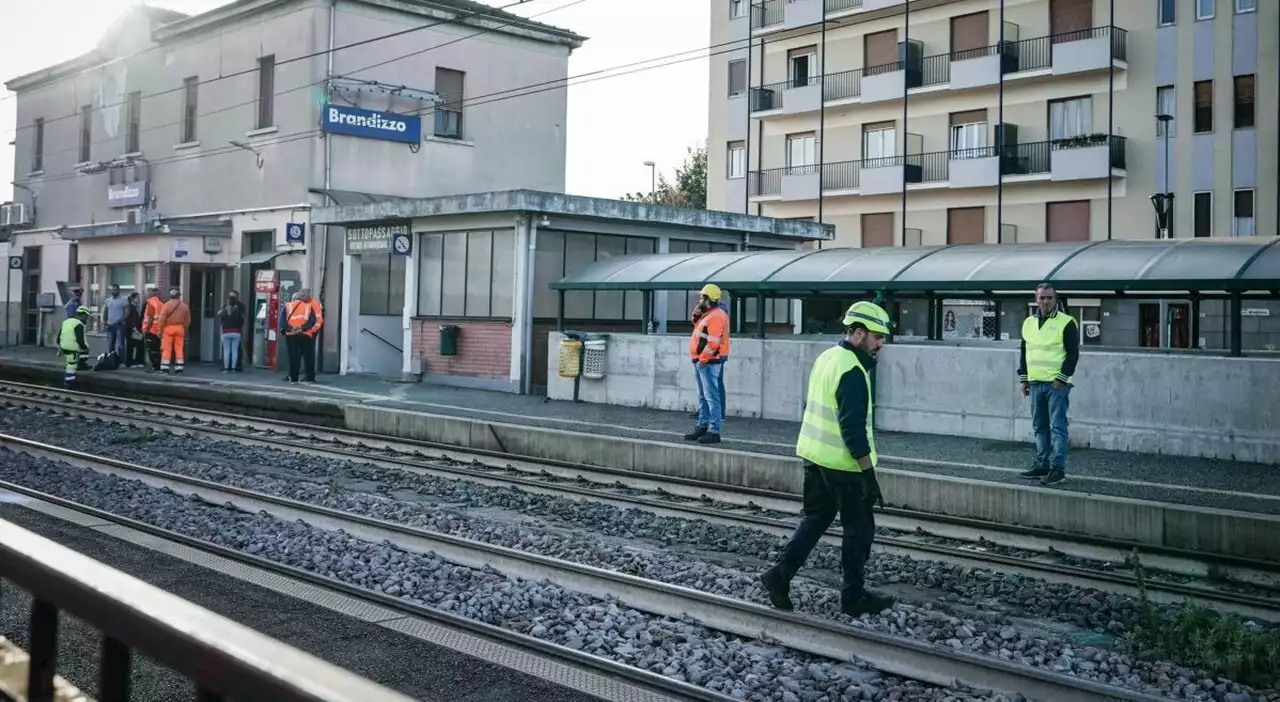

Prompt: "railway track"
[2,381,1276,622]
[0,433,1176,702]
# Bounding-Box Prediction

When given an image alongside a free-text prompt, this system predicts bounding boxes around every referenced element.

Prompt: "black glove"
[863,469,884,509]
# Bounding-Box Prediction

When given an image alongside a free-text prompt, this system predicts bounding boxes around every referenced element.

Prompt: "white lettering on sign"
[107,184,143,202]
[327,107,409,133]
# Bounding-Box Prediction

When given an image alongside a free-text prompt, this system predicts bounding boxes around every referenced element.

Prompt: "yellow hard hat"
[700,284,722,302]
[842,301,891,334]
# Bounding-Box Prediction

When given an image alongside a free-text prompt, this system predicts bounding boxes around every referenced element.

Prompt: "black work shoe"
[683,426,707,441]
[1041,470,1066,486]
[841,591,895,617]
[697,433,722,445]
[760,569,794,611]
[1019,466,1050,479]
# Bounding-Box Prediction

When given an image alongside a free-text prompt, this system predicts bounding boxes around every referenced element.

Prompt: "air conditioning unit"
[125,207,144,225]
[1,202,31,228]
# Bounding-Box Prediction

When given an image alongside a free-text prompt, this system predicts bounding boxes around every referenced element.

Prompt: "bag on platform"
[93,351,122,372]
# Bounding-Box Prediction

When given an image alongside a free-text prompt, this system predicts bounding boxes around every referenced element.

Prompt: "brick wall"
[413,318,512,379]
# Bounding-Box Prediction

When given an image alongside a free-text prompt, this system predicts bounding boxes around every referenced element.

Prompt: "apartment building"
[3,0,583,371]
[707,0,1279,349]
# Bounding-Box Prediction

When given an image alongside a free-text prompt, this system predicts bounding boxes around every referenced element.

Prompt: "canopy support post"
[642,291,652,334]
[756,294,766,339]
[1190,294,1200,350]
[556,290,565,332]
[1229,293,1243,357]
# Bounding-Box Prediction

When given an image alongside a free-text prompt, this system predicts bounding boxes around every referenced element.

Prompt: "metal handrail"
[360,326,404,353]
[0,518,416,702]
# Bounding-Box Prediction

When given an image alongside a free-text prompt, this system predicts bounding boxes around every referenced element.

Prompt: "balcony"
[747,27,1127,117]
[747,136,1126,201]
[750,76,824,116]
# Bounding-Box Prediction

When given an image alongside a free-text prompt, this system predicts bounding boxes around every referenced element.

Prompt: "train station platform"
[1,346,1277,563]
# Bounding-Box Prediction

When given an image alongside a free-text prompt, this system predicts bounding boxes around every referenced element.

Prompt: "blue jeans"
[1030,381,1070,472]
[694,361,724,435]
[220,332,242,370]
[105,322,126,357]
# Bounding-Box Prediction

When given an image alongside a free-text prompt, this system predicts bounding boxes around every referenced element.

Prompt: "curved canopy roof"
[551,238,1280,294]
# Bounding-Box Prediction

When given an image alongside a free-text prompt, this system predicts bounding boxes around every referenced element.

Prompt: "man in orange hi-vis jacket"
[141,287,165,372]
[283,287,324,383]
[154,287,191,374]
[683,283,730,445]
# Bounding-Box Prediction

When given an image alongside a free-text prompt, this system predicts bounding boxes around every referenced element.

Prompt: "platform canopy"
[551,237,1280,295]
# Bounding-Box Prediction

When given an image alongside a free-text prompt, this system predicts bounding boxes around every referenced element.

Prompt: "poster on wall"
[172,237,190,259]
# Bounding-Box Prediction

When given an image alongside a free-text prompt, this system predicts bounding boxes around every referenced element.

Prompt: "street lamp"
[642,161,656,198]
[1150,113,1174,239]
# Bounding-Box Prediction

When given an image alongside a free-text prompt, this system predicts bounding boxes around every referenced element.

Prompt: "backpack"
[93,350,122,372]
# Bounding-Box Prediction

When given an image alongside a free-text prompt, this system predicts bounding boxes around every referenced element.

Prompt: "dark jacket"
[802,340,877,464]
[1016,309,1080,384]
[124,300,142,334]
[218,300,246,333]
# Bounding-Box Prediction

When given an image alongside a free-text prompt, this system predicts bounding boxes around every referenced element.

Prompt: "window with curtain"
[950,122,987,155]
[729,0,746,18]
[1236,0,1256,12]
[1193,80,1213,132]
[786,133,816,171]
[1234,75,1255,129]
[1156,86,1175,136]
[862,125,896,160]
[1048,96,1092,140]
[727,141,745,178]
[1196,0,1214,19]
[728,60,746,97]
[1233,190,1255,236]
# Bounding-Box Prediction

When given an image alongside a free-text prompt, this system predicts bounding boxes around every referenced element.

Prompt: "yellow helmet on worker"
[842,301,891,335]
[75,306,91,317]
[700,284,722,302]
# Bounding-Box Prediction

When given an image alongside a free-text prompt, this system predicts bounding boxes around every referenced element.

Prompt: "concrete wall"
[547,332,1280,463]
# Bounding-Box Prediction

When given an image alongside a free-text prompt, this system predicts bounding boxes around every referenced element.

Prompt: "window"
[358,253,407,315]
[79,106,92,163]
[417,231,517,318]
[862,124,895,160]
[1234,75,1255,129]
[434,67,465,139]
[727,141,745,178]
[1158,0,1175,25]
[786,133,816,171]
[1193,80,1213,132]
[1193,192,1212,238]
[1233,189,1255,236]
[788,46,817,88]
[1235,0,1254,13]
[729,0,746,18]
[256,55,275,129]
[182,76,198,143]
[126,91,141,153]
[728,60,747,97]
[31,118,44,172]
[108,265,136,296]
[1196,0,1214,19]
[1048,96,1092,140]
[143,264,157,287]
[950,122,987,156]
[1156,86,1175,136]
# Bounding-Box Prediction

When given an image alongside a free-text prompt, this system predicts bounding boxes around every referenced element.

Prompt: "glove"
[863,469,884,509]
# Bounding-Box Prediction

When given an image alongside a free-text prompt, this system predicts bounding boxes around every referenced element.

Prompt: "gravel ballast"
[0,409,1275,701]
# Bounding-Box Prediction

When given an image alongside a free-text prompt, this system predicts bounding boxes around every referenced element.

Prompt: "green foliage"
[621,146,707,209]
[1125,549,1280,685]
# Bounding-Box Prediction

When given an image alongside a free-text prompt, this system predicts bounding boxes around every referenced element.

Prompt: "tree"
[621,146,706,209]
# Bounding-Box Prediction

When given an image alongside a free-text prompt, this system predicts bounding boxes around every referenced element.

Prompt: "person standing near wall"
[123,292,144,368]
[142,287,164,372]
[683,284,730,445]
[101,284,128,361]
[760,301,895,618]
[218,290,246,374]
[1017,283,1079,486]
[281,289,322,383]
[155,288,191,374]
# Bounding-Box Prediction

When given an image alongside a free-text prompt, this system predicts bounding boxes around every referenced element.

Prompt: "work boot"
[1019,465,1050,479]
[759,568,794,611]
[697,432,722,445]
[841,591,895,617]
[683,426,707,441]
[1041,469,1066,486]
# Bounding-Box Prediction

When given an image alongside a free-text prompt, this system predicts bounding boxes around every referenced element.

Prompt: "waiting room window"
[1158,0,1175,25]
[1234,75,1255,129]
[1233,189,1255,236]
[256,55,275,129]
[1196,0,1214,20]
[1193,81,1213,133]
[359,254,407,316]
[727,141,745,178]
[434,67,465,139]
[108,265,136,297]
[1193,192,1212,238]
[729,0,746,18]
[126,91,141,153]
[182,76,199,143]
[786,132,816,172]
[862,123,895,161]
[1048,96,1091,140]
[1235,0,1255,13]
[1156,86,1174,136]
[79,106,92,163]
[728,59,747,97]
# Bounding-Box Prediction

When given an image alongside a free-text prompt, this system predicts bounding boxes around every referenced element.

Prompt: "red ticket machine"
[252,269,300,369]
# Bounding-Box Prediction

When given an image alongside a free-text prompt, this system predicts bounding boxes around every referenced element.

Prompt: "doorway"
[21,247,40,344]
[1139,303,1160,347]
[1167,302,1191,349]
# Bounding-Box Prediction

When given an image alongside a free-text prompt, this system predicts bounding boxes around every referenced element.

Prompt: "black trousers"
[285,334,316,381]
[773,463,875,602]
[125,336,145,367]
[144,333,162,370]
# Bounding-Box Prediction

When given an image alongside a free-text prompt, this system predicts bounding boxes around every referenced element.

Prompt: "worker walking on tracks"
[155,288,191,374]
[58,306,91,389]
[282,288,323,383]
[760,301,894,618]
[683,283,730,444]
[142,287,164,372]
[1018,283,1079,486]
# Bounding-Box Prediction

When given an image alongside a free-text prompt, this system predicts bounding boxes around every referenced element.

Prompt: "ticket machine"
[251,269,300,369]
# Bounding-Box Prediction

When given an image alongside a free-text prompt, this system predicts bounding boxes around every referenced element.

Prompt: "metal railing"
[920,54,950,87]
[0,518,414,702]
[749,75,820,112]
[748,167,783,196]
[750,0,783,28]
[825,0,862,11]
[821,160,860,191]
[822,68,861,101]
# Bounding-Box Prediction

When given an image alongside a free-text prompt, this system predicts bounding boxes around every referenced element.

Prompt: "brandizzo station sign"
[322,104,421,144]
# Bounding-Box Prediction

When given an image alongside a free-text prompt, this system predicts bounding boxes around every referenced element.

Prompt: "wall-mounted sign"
[391,231,413,256]
[107,180,148,208]
[172,237,190,259]
[322,104,421,144]
[1243,308,1272,317]
[345,222,408,254]
[285,222,306,245]
[202,236,223,254]
[8,256,22,270]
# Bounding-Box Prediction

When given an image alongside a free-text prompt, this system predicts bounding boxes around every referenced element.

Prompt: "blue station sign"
[322,104,421,144]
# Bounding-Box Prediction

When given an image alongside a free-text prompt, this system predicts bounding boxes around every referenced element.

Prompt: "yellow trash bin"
[558,338,583,378]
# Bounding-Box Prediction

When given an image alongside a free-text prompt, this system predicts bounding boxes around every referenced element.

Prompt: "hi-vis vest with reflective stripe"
[1021,311,1076,384]
[59,318,84,353]
[795,346,874,472]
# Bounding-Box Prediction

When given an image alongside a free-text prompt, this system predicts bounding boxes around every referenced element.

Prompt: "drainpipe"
[900,0,910,247]
[1105,0,1115,240]
[523,214,539,394]
[996,0,1005,243]
[317,0,337,372]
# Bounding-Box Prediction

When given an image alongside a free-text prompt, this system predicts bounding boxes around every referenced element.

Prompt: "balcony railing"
[821,160,860,190]
[920,54,950,87]
[750,75,820,111]
[749,166,784,196]
[750,0,783,29]
[822,68,862,102]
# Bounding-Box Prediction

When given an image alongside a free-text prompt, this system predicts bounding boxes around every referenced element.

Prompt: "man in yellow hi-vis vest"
[1017,283,1079,486]
[760,301,894,618]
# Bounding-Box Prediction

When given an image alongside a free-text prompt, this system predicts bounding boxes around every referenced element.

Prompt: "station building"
[1,0,584,370]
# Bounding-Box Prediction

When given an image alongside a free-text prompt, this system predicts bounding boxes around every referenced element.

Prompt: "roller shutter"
[947,207,986,244]
[1046,200,1091,241]
[862,213,894,248]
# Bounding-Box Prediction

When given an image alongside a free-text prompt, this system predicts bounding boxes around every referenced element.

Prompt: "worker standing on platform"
[155,288,191,374]
[282,288,323,383]
[58,306,90,389]
[760,301,894,618]
[142,287,164,372]
[684,284,730,444]
[1017,283,1079,486]
[690,296,730,425]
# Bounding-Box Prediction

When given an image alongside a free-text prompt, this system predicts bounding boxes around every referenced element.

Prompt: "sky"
[0,0,709,203]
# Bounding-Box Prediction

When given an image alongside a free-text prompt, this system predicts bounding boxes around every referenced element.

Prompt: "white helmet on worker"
[842,301,891,335]
[700,284,722,302]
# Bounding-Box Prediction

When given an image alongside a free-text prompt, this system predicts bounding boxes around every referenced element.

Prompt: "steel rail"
[0,433,1175,702]
[4,384,1278,620]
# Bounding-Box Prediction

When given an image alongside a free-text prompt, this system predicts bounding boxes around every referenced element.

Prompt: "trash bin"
[582,336,608,379]
[439,324,460,356]
[558,337,583,378]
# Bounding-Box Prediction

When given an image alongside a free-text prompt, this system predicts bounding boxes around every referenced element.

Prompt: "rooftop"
[551,238,1280,295]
